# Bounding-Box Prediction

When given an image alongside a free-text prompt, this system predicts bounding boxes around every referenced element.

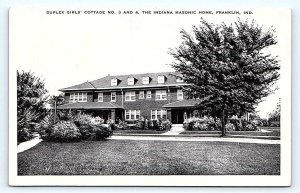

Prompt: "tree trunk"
[221,108,226,136]
[54,99,57,124]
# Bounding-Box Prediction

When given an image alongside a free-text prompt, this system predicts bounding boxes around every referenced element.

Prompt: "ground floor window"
[151,109,167,120]
[125,110,140,120]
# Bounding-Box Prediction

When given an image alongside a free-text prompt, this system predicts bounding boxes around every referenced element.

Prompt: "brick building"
[57,72,202,124]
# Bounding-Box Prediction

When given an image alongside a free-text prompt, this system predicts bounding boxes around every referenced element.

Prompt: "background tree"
[169,19,280,136]
[17,70,48,142]
[48,93,65,107]
[268,98,281,123]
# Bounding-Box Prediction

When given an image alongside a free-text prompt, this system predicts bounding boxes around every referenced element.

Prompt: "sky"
[10,8,290,118]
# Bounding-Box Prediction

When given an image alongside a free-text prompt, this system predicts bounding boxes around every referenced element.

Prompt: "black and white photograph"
[9,7,291,186]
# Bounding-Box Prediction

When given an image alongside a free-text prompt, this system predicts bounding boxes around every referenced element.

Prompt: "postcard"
[9,7,291,186]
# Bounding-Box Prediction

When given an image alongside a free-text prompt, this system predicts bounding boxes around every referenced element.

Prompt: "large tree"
[17,70,48,142]
[169,19,280,136]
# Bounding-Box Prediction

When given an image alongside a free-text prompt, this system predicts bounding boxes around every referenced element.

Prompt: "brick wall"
[92,87,185,120]
[63,87,187,121]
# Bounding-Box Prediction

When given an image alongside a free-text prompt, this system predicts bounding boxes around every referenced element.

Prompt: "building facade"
[58,72,202,124]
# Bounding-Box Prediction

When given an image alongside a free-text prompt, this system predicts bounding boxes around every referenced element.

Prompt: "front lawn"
[113,130,166,134]
[180,130,280,137]
[18,140,280,175]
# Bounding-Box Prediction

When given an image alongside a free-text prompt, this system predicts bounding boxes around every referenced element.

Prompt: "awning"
[57,102,123,110]
[163,99,202,108]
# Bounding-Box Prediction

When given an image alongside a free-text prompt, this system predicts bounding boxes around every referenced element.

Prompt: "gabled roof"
[57,102,123,110]
[60,71,188,91]
[163,99,202,108]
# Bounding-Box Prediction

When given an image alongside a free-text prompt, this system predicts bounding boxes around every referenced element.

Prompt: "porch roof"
[163,99,202,108]
[57,102,123,110]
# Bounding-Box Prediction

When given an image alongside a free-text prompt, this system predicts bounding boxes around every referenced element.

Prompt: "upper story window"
[157,75,165,84]
[69,92,87,103]
[142,77,150,84]
[139,91,145,99]
[127,77,135,85]
[111,78,118,86]
[155,90,167,100]
[111,92,116,102]
[98,92,103,102]
[146,91,152,99]
[177,89,183,100]
[125,91,136,101]
[176,74,184,83]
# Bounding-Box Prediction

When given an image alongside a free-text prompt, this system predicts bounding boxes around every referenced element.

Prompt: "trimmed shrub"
[149,120,160,130]
[49,121,81,142]
[161,119,172,130]
[74,113,104,127]
[106,119,116,130]
[228,117,242,131]
[73,114,111,140]
[225,123,235,131]
[77,124,93,140]
[239,119,259,131]
[35,113,58,139]
[17,127,33,142]
[135,117,146,129]
[184,116,220,131]
[245,124,255,131]
[91,125,113,140]
[57,110,75,121]
[115,121,129,130]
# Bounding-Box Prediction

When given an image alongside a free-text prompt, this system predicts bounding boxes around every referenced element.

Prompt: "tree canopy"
[169,19,280,135]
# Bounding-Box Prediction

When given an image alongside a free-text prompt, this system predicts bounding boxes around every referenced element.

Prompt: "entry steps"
[161,124,184,135]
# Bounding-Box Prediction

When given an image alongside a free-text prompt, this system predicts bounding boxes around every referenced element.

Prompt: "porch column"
[111,109,116,123]
[167,109,172,122]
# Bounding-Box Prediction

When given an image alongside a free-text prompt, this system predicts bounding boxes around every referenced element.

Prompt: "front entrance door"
[171,110,184,124]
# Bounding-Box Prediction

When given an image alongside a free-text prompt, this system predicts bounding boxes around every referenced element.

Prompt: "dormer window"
[157,75,165,84]
[128,77,135,85]
[176,74,184,83]
[142,77,150,85]
[111,78,118,86]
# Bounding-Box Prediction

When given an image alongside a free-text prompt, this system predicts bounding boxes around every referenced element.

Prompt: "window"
[157,75,165,83]
[146,91,152,99]
[142,77,150,84]
[125,110,140,120]
[155,90,167,100]
[151,109,167,120]
[69,92,87,103]
[127,77,135,85]
[111,92,116,102]
[176,75,184,82]
[98,92,103,102]
[139,91,144,99]
[111,78,118,86]
[125,91,136,101]
[177,89,183,100]
[69,93,74,103]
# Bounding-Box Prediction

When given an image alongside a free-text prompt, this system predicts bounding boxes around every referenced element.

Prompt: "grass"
[18,140,280,175]
[180,130,280,137]
[113,130,166,134]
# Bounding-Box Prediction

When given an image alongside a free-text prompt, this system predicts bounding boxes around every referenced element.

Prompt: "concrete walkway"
[161,124,184,135]
[110,135,280,144]
[17,133,43,153]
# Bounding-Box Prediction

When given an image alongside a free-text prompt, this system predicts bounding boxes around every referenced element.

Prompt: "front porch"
[163,99,203,124]
[56,102,124,123]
